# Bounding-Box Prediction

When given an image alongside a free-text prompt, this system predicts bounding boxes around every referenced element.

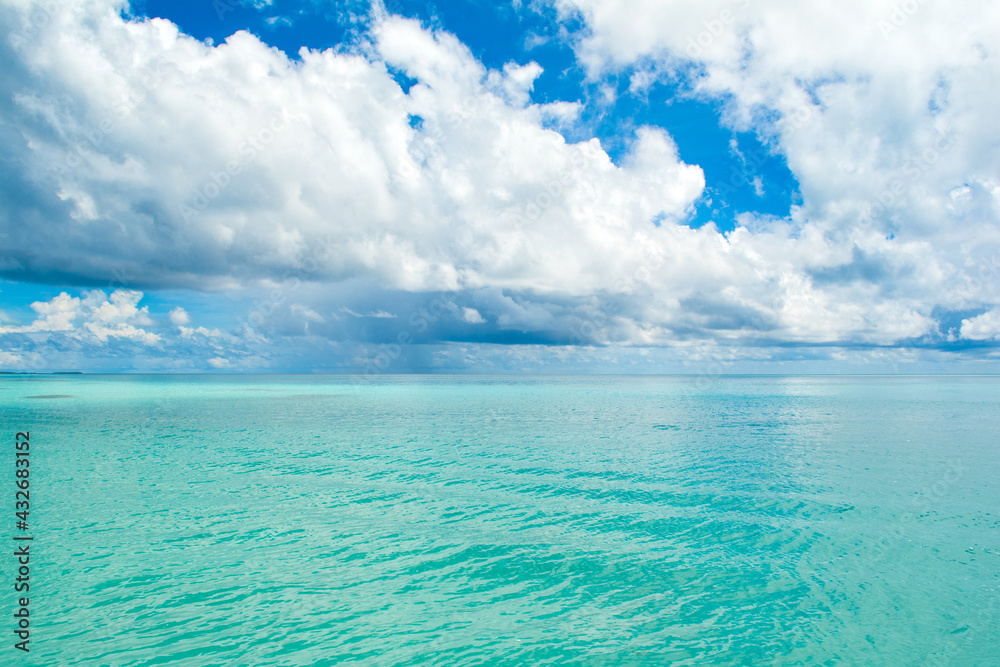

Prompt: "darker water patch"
[279,394,344,400]
[25,394,73,399]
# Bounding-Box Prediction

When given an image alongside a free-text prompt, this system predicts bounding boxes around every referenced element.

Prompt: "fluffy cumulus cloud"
[550,0,1000,313]
[0,288,266,371]
[0,0,998,372]
[961,310,1000,341]
[0,0,702,295]
[168,306,191,326]
[0,289,158,342]
[0,289,158,368]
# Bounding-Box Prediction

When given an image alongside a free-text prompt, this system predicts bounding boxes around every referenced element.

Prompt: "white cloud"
[541,0,1000,338]
[169,307,191,325]
[462,307,485,324]
[961,310,1000,341]
[0,351,23,366]
[552,0,1000,226]
[1,2,702,298]
[179,326,224,338]
[290,304,325,323]
[0,0,997,357]
[341,308,397,319]
[19,292,80,332]
[0,289,159,344]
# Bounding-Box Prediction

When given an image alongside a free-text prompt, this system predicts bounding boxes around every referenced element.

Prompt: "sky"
[0,0,999,374]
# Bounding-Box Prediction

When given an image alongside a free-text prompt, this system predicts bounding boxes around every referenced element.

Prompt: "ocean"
[2,374,997,665]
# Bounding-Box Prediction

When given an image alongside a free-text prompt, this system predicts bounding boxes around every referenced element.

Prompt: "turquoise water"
[2,375,998,665]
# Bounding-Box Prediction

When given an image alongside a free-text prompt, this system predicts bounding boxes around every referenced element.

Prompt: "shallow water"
[3,375,997,665]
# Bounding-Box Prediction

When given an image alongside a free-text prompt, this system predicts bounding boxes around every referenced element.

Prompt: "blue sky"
[1,0,999,373]
[132,0,800,229]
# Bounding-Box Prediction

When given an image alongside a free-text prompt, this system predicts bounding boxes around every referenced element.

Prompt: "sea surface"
[1,375,997,665]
